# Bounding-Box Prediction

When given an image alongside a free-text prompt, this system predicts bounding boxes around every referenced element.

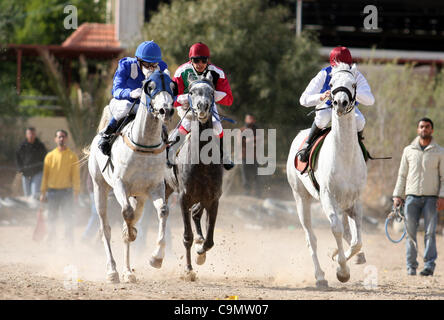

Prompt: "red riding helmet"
[329,46,352,66]
[189,42,210,58]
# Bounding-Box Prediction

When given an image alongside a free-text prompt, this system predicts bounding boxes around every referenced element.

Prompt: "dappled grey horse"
[165,73,224,280]
[88,71,175,283]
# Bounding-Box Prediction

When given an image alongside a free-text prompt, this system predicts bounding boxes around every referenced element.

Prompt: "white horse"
[88,71,175,283]
[286,63,367,288]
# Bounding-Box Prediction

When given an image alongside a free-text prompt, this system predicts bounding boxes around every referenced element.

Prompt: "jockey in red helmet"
[168,42,234,170]
[298,46,375,162]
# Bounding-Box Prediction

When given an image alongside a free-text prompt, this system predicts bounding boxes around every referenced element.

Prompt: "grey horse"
[165,74,224,280]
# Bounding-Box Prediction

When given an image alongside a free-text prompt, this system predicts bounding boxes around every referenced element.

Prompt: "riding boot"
[358,130,369,161]
[98,118,119,156]
[298,122,323,162]
[219,136,234,170]
[166,129,187,168]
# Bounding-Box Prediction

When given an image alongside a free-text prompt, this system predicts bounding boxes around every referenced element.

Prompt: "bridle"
[330,69,357,115]
[187,79,215,120]
[141,71,175,118]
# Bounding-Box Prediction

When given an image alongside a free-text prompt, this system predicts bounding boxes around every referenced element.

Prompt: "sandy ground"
[1,195,444,300]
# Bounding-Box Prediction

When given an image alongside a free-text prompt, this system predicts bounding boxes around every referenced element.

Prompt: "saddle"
[294,128,370,192]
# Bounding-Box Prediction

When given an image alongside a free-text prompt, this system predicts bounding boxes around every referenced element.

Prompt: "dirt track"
[1,195,443,300]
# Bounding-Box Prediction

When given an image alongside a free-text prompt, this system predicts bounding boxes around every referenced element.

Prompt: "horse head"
[142,70,176,122]
[329,62,357,116]
[187,71,215,124]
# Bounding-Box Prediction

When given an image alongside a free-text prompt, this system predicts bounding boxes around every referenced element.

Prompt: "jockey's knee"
[356,117,366,132]
[315,109,331,129]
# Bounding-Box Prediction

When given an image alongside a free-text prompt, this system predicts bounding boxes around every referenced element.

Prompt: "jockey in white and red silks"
[169,42,234,170]
[298,46,375,162]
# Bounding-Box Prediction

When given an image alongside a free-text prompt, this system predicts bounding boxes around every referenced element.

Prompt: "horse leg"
[121,195,145,283]
[320,192,350,283]
[292,188,328,288]
[344,202,365,264]
[195,201,218,266]
[92,179,119,283]
[113,179,137,242]
[180,193,196,281]
[148,182,169,269]
[192,203,205,245]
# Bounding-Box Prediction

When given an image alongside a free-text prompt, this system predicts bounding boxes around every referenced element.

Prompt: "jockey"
[168,42,234,170]
[298,46,375,162]
[98,40,169,156]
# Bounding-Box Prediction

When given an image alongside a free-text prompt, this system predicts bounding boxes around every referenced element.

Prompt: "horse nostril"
[342,101,348,108]
[159,108,165,115]
[333,100,338,105]
[169,109,175,117]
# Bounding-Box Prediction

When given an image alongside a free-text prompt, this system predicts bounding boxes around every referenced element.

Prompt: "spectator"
[16,127,47,201]
[238,114,261,197]
[393,118,444,276]
[40,130,80,246]
[81,174,100,243]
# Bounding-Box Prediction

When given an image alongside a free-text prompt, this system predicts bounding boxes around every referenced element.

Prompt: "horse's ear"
[350,63,358,78]
[170,81,178,96]
[143,80,156,95]
[205,71,213,83]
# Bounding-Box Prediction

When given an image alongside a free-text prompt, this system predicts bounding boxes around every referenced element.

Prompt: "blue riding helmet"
[135,41,162,63]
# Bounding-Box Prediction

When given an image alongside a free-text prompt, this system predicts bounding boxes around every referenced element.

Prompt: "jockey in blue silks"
[98,40,169,156]
[298,46,375,162]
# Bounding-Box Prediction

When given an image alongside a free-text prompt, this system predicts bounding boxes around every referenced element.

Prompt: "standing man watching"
[16,127,47,201]
[40,130,80,246]
[393,118,444,276]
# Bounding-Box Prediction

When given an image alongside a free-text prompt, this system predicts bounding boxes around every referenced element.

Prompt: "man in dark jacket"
[16,127,47,200]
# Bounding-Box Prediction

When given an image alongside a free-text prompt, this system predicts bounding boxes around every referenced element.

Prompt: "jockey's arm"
[299,70,326,107]
[214,74,233,106]
[172,73,186,108]
[112,60,133,100]
[355,71,375,106]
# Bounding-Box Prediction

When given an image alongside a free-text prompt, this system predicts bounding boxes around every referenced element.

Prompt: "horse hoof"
[354,252,366,265]
[196,252,206,265]
[196,243,205,255]
[149,257,163,269]
[316,280,329,288]
[123,225,137,242]
[122,272,137,283]
[181,270,197,282]
[106,271,120,284]
[336,269,350,283]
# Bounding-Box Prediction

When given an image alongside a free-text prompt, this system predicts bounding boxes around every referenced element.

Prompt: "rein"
[385,205,407,243]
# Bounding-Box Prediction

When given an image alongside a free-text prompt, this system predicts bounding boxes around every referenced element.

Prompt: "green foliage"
[1,0,106,45]
[144,0,321,160]
[0,73,26,163]
[360,61,444,206]
[39,49,114,150]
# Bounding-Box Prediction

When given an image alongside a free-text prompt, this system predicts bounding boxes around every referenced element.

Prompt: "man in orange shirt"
[40,130,80,246]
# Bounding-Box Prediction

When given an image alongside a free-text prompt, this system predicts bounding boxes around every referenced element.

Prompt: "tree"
[144,0,321,160]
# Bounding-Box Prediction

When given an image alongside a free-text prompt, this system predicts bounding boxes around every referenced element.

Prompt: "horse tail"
[77,144,91,167]
[76,105,109,167]
[97,105,111,133]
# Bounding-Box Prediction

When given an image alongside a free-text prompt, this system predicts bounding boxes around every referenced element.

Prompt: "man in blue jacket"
[98,40,168,156]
